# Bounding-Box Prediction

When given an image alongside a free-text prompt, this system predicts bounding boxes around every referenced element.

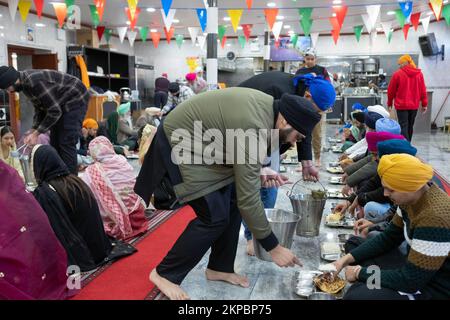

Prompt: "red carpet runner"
[72,206,195,300]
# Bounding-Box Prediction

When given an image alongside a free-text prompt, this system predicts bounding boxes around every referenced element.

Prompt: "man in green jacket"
[135,87,321,300]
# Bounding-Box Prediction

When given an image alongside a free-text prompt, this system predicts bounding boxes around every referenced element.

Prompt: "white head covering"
[304,47,316,58]
[368,105,390,118]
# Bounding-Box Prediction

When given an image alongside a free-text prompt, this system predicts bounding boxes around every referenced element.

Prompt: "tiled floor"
[130,125,450,300]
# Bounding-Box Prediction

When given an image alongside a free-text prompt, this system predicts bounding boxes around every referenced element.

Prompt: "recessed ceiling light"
[267,2,276,8]
[173,19,180,23]
[126,21,131,25]
[387,11,396,15]
[226,43,231,46]
[223,17,231,21]
[288,30,295,35]
[333,0,342,4]
[150,29,157,33]
[332,13,337,17]
[284,25,291,29]
[35,23,46,27]
[146,7,156,13]
[427,11,434,15]
[276,15,284,20]
[237,26,243,30]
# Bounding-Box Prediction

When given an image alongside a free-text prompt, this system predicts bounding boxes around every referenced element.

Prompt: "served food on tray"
[281,158,299,165]
[327,167,344,174]
[279,165,287,173]
[331,146,343,153]
[313,273,346,294]
[329,176,345,184]
[327,189,346,199]
[326,211,344,223]
[311,189,327,200]
[328,162,340,168]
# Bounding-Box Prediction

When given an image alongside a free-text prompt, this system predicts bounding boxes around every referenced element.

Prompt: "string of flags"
[4,0,450,49]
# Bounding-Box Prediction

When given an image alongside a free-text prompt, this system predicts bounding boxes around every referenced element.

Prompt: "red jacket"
[387,65,428,110]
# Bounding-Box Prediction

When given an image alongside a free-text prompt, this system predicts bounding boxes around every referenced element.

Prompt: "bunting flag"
[442,4,450,25]
[381,21,393,39]
[290,34,298,47]
[104,28,113,43]
[264,8,279,31]
[310,32,320,48]
[272,21,283,41]
[354,25,363,42]
[18,0,31,22]
[227,9,243,33]
[300,19,313,36]
[238,35,246,48]
[399,1,413,21]
[420,15,431,33]
[125,7,140,30]
[151,31,161,48]
[164,27,175,44]
[331,29,339,44]
[127,30,137,47]
[429,0,443,21]
[333,5,348,27]
[175,34,184,48]
[410,12,421,30]
[366,5,381,29]
[53,3,67,28]
[65,0,75,16]
[161,9,176,30]
[218,25,227,42]
[403,24,411,40]
[197,35,206,49]
[197,8,207,32]
[33,0,44,19]
[329,17,341,33]
[221,36,227,49]
[128,0,138,20]
[246,0,252,10]
[161,0,172,16]
[117,26,128,43]
[362,14,373,33]
[94,0,105,22]
[275,39,280,49]
[8,0,19,21]
[89,4,100,28]
[395,9,406,28]
[242,24,252,41]
[140,26,149,42]
[96,26,105,41]
[202,0,208,9]
[387,30,393,43]
[298,8,313,21]
[188,27,200,45]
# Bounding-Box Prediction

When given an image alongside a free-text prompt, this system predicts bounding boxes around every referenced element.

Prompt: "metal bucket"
[289,193,327,237]
[254,209,300,262]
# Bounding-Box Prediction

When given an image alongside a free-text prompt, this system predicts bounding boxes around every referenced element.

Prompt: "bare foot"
[205,269,250,288]
[246,239,255,256]
[315,159,322,168]
[149,269,190,300]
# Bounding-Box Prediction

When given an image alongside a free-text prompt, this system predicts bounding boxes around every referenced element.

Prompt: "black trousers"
[50,103,87,174]
[156,183,242,285]
[154,91,168,109]
[396,109,418,141]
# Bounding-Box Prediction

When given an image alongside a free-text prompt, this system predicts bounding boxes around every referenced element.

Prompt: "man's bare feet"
[149,269,190,300]
[205,269,250,288]
[246,239,255,256]
[315,159,322,168]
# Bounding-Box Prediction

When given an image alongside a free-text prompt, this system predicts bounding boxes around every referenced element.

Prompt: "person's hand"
[348,198,360,217]
[341,173,348,183]
[81,127,88,138]
[333,201,350,214]
[301,160,319,181]
[332,254,356,278]
[345,265,362,283]
[339,153,349,161]
[261,167,291,188]
[24,130,39,146]
[387,106,393,112]
[269,245,302,268]
[341,185,353,196]
[354,218,373,237]
[422,106,428,115]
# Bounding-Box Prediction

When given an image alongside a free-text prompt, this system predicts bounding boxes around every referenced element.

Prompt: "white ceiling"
[34,0,439,37]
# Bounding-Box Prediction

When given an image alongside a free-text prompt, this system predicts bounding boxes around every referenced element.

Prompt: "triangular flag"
[420,16,431,33]
[410,12,421,30]
[202,0,208,9]
[381,21,393,38]
[151,31,161,48]
[387,30,393,43]
[246,0,253,10]
[197,8,207,32]
[274,39,280,49]
[164,27,175,44]
[264,8,279,31]
[18,0,31,23]
[218,25,227,41]
[125,7,140,30]
[197,35,206,49]
[117,26,128,43]
[227,9,243,33]
[399,1,413,20]
[242,24,252,41]
[175,34,184,48]
[333,5,348,27]
[140,26,149,42]
[329,17,341,33]
[104,28,113,43]
[331,29,340,44]
[290,34,298,47]
[395,9,406,28]
[442,4,450,25]
[354,25,363,42]
[238,35,246,48]
[221,36,227,49]
[272,21,283,41]
[161,8,176,30]
[188,27,200,45]
[94,0,105,21]
[310,32,320,48]
[53,3,67,28]
[298,8,313,21]
[65,0,75,17]
[8,0,19,22]
[403,24,411,40]
[300,19,313,37]
[429,0,443,21]
[366,5,381,28]
[33,0,44,19]
[127,30,137,47]
[97,26,105,41]
[89,5,100,28]
[128,0,138,20]
[362,14,373,33]
[370,30,378,46]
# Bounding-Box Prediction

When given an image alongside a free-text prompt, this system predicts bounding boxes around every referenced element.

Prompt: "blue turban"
[375,118,401,135]
[365,112,384,130]
[292,73,336,111]
[352,103,367,113]
[378,139,418,158]
[117,102,131,115]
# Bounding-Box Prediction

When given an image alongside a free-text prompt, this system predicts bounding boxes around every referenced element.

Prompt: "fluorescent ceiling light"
[223,17,231,21]
[333,0,342,4]
[150,29,157,32]
[276,15,284,20]
[267,2,276,8]
[284,25,291,29]
[35,23,46,27]
[387,11,396,15]
[173,19,180,23]
[146,8,156,13]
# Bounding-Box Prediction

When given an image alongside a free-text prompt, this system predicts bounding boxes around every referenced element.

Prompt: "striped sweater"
[351,184,450,299]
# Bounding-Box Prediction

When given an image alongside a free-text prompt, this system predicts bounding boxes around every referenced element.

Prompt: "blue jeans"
[243,187,278,241]
[364,202,391,222]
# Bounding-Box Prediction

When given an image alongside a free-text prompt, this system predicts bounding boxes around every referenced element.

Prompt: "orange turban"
[378,154,433,192]
[398,55,417,69]
[83,118,99,129]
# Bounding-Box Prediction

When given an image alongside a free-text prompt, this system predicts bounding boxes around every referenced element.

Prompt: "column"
[206,0,218,90]
[263,30,270,72]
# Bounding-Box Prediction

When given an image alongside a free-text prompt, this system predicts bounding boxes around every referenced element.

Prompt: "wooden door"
[32,53,58,70]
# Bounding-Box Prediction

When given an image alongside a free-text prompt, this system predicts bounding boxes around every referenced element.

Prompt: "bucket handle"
[287,179,326,197]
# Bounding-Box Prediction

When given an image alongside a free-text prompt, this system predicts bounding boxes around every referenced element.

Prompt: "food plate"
[325,219,355,229]
[328,162,340,168]
[313,274,346,294]
[327,189,346,199]
[279,165,287,173]
[320,242,342,262]
[126,154,139,159]
[294,270,322,298]
[329,176,345,185]
[326,167,344,174]
[331,146,343,153]
[328,138,343,143]
[281,159,299,165]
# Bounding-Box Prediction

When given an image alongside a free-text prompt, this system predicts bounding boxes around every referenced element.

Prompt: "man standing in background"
[154,73,170,109]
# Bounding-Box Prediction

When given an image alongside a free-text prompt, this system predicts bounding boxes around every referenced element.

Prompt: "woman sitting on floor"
[31,144,113,272]
[334,154,450,300]
[82,136,149,240]
[0,126,24,180]
[0,160,69,300]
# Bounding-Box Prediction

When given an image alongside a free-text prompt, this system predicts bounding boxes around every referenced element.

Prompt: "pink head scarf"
[366,131,405,153]
[186,73,197,82]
